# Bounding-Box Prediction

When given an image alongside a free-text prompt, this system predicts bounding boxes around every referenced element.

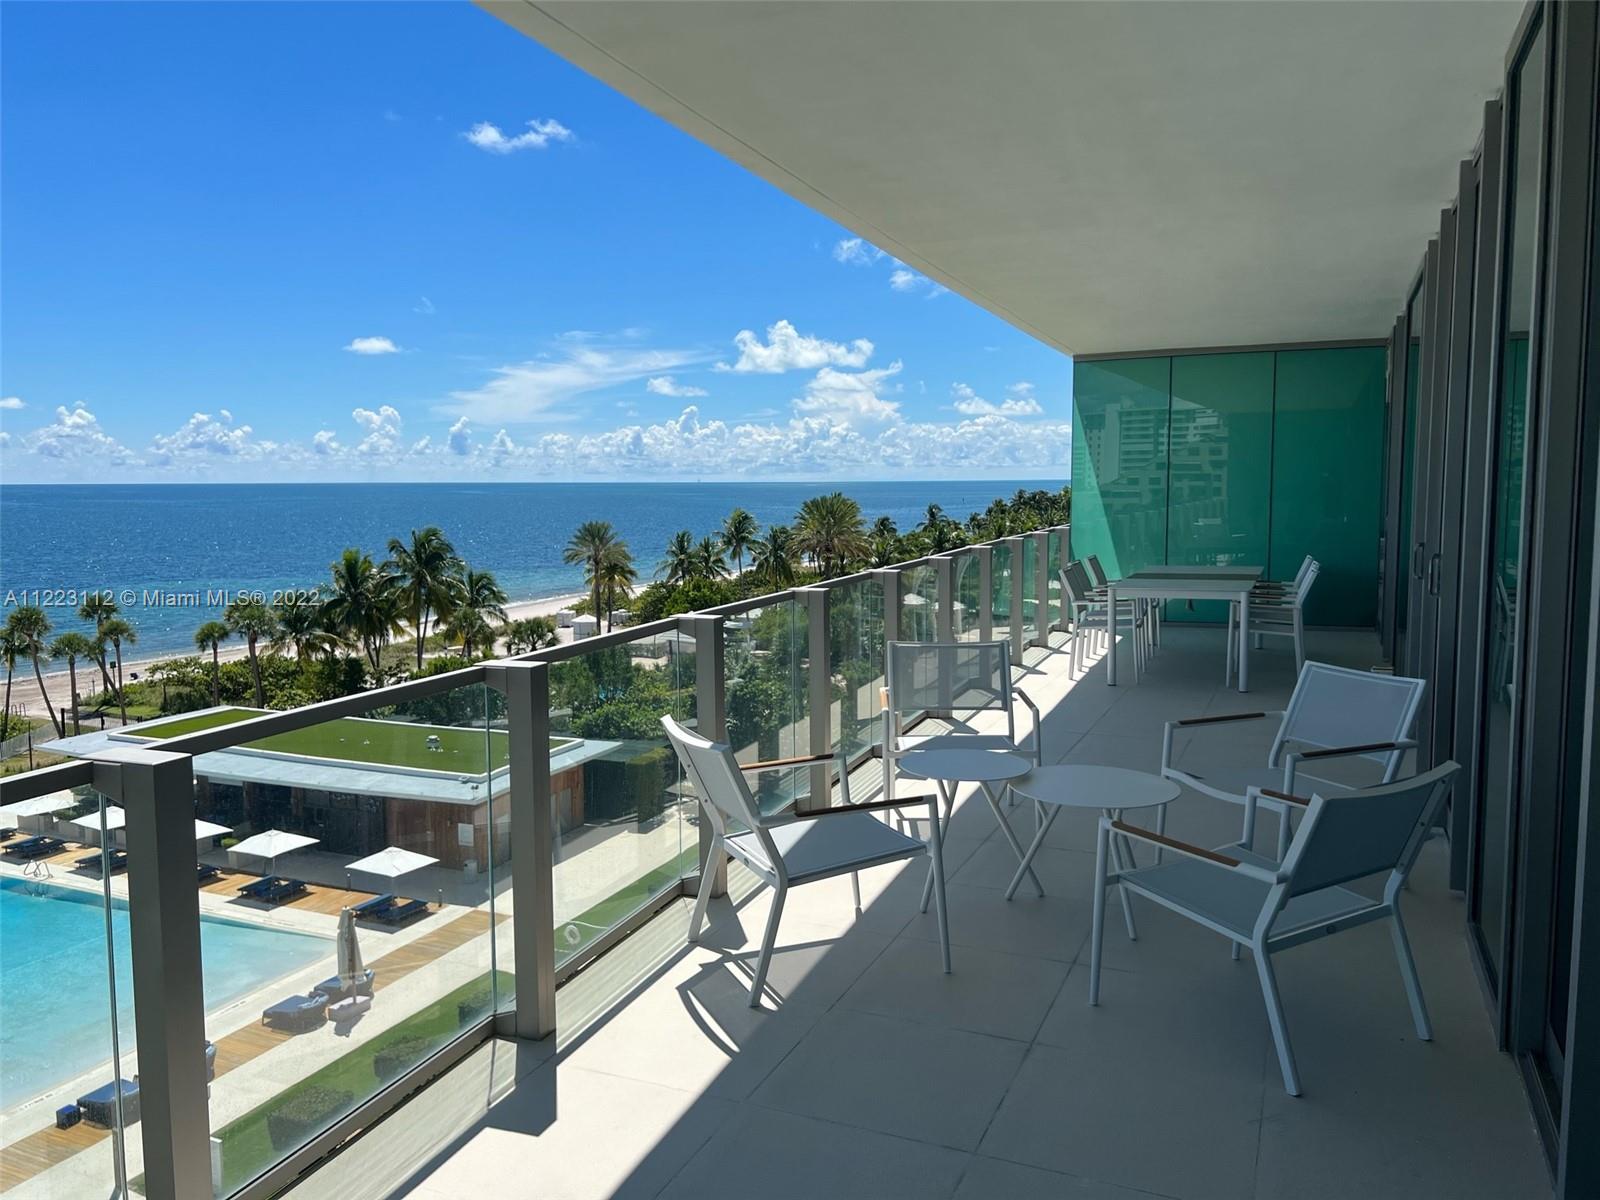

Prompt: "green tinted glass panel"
[1070,358,1170,578]
[1270,347,1387,626]
[1165,352,1274,622]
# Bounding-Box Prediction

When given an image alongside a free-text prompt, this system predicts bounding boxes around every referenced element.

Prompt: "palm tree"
[48,632,97,736]
[694,537,729,581]
[224,599,278,707]
[446,568,510,657]
[922,503,946,531]
[78,593,119,692]
[98,617,136,725]
[796,492,870,577]
[565,521,630,624]
[751,525,799,588]
[871,515,898,542]
[595,543,638,631]
[387,526,464,669]
[870,533,901,568]
[8,606,62,737]
[658,529,698,584]
[503,616,558,654]
[1,619,26,740]
[325,548,401,672]
[720,509,759,578]
[270,594,341,664]
[194,621,230,706]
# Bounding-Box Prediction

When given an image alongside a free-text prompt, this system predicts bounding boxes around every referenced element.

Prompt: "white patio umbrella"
[65,805,127,841]
[193,819,233,841]
[335,907,367,992]
[1,792,76,821]
[2,792,77,836]
[229,829,319,876]
[343,845,439,899]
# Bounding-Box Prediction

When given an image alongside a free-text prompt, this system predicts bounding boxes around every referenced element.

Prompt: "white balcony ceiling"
[483,0,1522,356]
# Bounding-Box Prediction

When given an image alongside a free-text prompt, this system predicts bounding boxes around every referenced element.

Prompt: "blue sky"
[0,1,1071,483]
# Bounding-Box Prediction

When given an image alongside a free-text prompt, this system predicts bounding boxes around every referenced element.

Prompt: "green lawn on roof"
[136,709,574,772]
[134,707,265,739]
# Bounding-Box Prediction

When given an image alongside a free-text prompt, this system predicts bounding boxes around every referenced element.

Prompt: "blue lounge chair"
[239,876,307,904]
[4,835,64,860]
[77,1079,140,1128]
[76,849,128,873]
[261,994,327,1032]
[374,898,428,925]
[352,893,397,919]
[197,863,221,884]
[312,969,376,1002]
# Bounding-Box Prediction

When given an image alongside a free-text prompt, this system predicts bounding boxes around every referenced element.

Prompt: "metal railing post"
[95,747,211,1200]
[484,659,556,1041]
[873,568,900,646]
[689,614,728,898]
[800,587,831,811]
[1033,530,1051,646]
[977,545,994,642]
[1008,536,1027,662]
[935,556,955,643]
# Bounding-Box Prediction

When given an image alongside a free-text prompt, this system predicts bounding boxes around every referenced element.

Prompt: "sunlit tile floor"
[295,627,1549,1200]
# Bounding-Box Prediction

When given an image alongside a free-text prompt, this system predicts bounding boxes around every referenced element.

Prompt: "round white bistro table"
[897,746,1038,911]
[1002,765,1181,901]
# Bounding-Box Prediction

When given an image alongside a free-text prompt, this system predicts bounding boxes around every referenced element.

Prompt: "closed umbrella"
[335,907,366,992]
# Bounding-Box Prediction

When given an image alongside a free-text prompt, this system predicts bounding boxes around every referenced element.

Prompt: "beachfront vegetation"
[3,485,1067,744]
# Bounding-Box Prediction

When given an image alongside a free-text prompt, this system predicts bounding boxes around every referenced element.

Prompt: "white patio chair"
[663,716,949,1007]
[1085,554,1159,648]
[881,640,1041,804]
[1060,562,1147,680]
[1225,559,1320,681]
[1160,660,1425,860]
[1087,761,1460,1096]
[1251,555,1316,602]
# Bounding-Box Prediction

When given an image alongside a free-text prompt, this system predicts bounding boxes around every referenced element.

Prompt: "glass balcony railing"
[0,522,1066,1197]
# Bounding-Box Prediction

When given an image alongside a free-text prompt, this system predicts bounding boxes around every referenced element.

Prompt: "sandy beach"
[4,590,590,725]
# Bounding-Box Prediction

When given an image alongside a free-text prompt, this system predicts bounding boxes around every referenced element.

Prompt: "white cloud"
[949,381,1044,417]
[414,296,435,315]
[352,405,404,456]
[147,410,271,463]
[0,396,23,410]
[718,319,874,373]
[889,268,946,296]
[832,237,886,266]
[442,344,703,424]
[463,118,574,154]
[312,429,341,455]
[792,363,903,425]
[20,405,138,464]
[345,336,401,355]
[646,375,708,398]
[446,416,471,456]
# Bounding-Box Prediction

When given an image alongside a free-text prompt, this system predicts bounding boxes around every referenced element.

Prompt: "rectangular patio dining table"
[1102,565,1264,691]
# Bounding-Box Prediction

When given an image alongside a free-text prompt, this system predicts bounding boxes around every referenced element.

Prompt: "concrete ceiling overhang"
[482,1,1523,357]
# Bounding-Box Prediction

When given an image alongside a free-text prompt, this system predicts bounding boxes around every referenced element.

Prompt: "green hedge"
[264,1085,354,1155]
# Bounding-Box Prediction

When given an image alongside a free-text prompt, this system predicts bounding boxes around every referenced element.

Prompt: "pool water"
[0,876,328,1108]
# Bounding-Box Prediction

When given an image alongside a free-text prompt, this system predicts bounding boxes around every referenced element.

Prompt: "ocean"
[0,480,1058,657]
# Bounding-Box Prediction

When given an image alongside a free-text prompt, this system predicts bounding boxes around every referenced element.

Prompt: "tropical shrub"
[264,1085,354,1153]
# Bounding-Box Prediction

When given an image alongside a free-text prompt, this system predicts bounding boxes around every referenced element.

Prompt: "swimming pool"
[0,876,328,1108]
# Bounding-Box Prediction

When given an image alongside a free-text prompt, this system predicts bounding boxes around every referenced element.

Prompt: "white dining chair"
[662,716,950,1006]
[1160,660,1425,860]
[1087,761,1460,1096]
[1226,559,1320,680]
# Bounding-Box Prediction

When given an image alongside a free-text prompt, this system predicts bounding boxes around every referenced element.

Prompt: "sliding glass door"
[1469,7,1548,990]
